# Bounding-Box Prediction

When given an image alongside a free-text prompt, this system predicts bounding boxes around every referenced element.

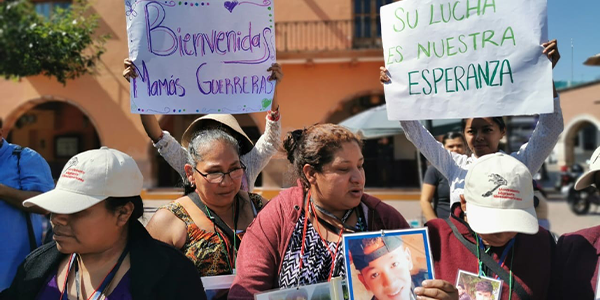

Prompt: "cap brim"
[23,189,107,214]
[466,203,539,235]
[574,169,599,190]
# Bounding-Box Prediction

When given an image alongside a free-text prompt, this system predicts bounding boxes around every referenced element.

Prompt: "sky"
[548,0,600,82]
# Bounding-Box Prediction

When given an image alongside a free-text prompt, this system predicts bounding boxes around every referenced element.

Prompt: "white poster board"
[124,0,276,114]
[380,0,553,120]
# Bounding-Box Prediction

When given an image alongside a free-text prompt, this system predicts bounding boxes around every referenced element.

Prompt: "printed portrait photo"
[343,228,435,300]
[254,280,341,300]
[456,270,503,300]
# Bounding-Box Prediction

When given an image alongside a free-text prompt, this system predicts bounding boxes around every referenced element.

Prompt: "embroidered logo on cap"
[482,173,507,197]
[61,157,85,182]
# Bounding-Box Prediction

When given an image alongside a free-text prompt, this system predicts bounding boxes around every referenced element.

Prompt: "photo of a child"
[343,228,434,300]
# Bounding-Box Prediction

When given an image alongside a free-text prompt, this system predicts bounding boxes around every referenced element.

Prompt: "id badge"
[456,270,503,300]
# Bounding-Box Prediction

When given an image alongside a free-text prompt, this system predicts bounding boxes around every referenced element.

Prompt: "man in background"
[0,117,54,291]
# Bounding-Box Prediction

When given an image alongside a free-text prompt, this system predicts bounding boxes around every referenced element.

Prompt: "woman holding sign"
[380,40,562,209]
[228,124,410,299]
[123,60,283,193]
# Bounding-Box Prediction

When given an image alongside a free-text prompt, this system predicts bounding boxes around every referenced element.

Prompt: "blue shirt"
[0,138,54,291]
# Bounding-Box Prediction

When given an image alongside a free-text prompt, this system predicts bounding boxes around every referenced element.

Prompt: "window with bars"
[353,0,394,47]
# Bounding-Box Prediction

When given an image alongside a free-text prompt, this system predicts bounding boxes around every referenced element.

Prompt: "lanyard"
[475,235,515,300]
[189,192,239,273]
[60,246,129,300]
[297,191,360,283]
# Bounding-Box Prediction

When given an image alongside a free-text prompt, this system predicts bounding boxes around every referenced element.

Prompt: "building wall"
[0,0,387,188]
[555,81,600,168]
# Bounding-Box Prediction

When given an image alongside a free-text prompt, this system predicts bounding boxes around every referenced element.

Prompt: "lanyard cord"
[297,191,345,283]
[475,234,515,300]
[204,201,238,273]
[60,246,129,300]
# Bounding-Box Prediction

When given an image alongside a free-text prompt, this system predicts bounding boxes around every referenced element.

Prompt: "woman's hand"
[123,58,137,82]
[267,63,283,112]
[542,39,560,69]
[267,63,283,84]
[414,280,459,300]
[380,66,391,84]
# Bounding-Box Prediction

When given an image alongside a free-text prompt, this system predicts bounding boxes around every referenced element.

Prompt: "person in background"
[0,117,54,291]
[551,146,600,299]
[421,132,467,221]
[0,147,205,300]
[229,124,410,299]
[123,59,283,192]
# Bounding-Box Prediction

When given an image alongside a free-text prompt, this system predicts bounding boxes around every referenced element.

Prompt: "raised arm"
[242,63,283,190]
[512,40,564,175]
[380,67,463,180]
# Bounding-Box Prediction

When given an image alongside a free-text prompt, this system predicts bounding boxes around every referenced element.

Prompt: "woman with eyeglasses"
[145,129,264,281]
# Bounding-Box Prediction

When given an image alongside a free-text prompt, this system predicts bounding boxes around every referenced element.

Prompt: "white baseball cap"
[24,147,143,214]
[464,153,538,235]
[574,146,600,190]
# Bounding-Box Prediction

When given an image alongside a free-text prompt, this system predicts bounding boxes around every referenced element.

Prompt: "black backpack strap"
[187,192,239,248]
[444,218,531,300]
[12,146,38,252]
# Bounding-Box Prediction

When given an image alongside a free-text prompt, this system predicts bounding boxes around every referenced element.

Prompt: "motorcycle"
[556,164,584,192]
[567,185,600,215]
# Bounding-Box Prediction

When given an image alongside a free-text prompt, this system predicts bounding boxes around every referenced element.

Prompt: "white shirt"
[153,115,281,192]
[400,97,564,205]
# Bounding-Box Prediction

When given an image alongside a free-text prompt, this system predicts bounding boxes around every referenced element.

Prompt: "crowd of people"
[0,39,599,300]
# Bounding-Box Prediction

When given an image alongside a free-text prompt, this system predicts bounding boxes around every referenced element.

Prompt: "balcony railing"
[275,20,383,52]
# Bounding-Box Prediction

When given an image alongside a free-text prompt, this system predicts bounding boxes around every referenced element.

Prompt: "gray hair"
[187,129,240,166]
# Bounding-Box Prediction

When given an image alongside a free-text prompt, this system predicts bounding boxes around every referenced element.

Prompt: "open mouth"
[349,188,363,197]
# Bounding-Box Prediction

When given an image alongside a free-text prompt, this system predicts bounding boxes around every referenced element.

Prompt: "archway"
[148,114,263,188]
[563,118,600,167]
[5,101,101,179]
[324,92,419,188]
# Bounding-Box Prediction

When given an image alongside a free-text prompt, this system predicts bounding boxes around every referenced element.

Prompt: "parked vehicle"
[567,185,600,215]
[556,164,584,192]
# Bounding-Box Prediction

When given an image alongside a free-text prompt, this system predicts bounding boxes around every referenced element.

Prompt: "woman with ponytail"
[229,124,410,299]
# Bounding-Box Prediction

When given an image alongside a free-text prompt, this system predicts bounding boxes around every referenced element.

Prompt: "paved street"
[141,190,599,236]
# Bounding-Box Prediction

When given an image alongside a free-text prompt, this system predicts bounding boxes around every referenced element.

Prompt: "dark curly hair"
[283,123,362,188]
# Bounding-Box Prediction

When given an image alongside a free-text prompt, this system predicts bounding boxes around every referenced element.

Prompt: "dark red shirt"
[426,204,554,300]
[550,225,600,299]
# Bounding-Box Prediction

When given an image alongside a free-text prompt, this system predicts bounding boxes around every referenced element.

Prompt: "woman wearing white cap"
[123,60,283,193]
[415,153,555,300]
[0,147,206,300]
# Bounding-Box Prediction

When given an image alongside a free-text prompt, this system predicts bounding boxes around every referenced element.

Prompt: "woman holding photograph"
[228,124,410,299]
[416,154,556,300]
[380,40,563,208]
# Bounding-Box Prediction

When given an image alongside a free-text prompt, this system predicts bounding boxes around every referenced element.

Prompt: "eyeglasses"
[193,163,246,184]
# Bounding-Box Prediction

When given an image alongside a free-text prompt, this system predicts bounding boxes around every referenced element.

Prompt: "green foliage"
[0,0,108,84]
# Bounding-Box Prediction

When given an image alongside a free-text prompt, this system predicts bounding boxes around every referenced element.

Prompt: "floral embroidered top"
[159,193,263,276]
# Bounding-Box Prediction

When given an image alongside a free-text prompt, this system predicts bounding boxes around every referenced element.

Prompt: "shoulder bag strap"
[187,192,238,247]
[12,146,38,252]
[444,218,531,300]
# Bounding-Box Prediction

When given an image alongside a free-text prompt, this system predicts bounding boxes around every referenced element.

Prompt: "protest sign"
[124,0,276,114]
[380,0,553,120]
